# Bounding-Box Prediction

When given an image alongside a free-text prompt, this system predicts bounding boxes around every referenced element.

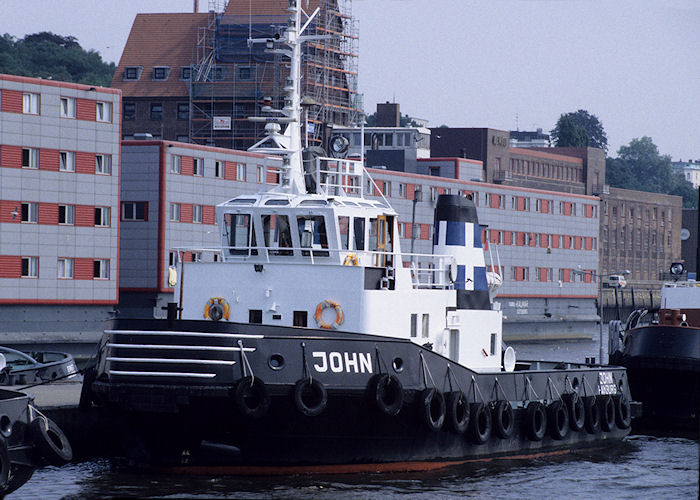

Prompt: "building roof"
[510,147,583,164]
[111,13,209,98]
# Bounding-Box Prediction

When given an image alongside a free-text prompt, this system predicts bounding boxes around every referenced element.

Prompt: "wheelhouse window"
[297,215,329,256]
[338,216,350,250]
[224,213,257,256]
[353,217,365,250]
[263,214,293,256]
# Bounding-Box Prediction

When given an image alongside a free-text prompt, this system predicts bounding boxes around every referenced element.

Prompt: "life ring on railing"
[293,378,327,417]
[314,300,344,330]
[492,400,514,439]
[547,400,569,440]
[418,388,446,432]
[28,417,73,466]
[343,253,359,266]
[204,297,230,321]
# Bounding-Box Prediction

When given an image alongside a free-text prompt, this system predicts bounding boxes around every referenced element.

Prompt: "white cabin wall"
[180,263,366,329]
[360,289,454,341]
[449,309,503,372]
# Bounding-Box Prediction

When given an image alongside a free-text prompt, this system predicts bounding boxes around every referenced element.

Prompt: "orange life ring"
[204,297,230,321]
[314,300,344,329]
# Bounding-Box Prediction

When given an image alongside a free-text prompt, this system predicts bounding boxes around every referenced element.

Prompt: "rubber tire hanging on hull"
[418,388,446,432]
[367,374,403,417]
[583,396,601,434]
[0,438,9,492]
[562,392,585,432]
[233,376,270,420]
[293,378,327,417]
[614,393,632,429]
[492,400,514,439]
[547,400,569,440]
[28,417,73,466]
[524,401,547,441]
[598,394,615,432]
[468,402,492,444]
[446,391,469,434]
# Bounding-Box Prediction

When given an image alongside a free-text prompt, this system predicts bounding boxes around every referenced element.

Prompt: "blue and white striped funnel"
[433,194,490,309]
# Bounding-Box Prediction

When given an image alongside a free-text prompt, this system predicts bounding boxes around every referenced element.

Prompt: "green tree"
[551,109,608,151]
[0,32,114,87]
[607,136,698,208]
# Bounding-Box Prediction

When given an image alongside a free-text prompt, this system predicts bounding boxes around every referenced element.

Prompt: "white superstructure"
[174,0,504,373]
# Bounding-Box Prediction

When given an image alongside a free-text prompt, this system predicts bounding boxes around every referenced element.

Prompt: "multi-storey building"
[672,159,700,189]
[117,139,599,342]
[118,140,281,317]
[114,0,360,150]
[0,74,121,353]
[599,188,683,282]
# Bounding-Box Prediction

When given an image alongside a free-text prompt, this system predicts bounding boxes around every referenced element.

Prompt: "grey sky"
[2,0,698,161]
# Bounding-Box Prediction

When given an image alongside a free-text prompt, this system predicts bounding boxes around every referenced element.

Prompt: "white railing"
[173,246,456,290]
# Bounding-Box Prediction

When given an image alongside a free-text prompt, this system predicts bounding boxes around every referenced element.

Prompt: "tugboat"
[0,347,78,386]
[87,1,635,470]
[612,263,699,434]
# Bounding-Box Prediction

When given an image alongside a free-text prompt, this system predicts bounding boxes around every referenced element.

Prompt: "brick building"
[0,74,121,353]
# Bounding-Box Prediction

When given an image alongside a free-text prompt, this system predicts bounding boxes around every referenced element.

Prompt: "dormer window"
[124,66,143,81]
[153,66,171,81]
[181,67,192,81]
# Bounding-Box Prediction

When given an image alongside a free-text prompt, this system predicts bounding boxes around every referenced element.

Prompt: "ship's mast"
[247,1,321,195]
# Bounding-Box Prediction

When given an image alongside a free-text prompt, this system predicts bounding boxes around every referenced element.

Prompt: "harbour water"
[10,339,699,499]
[11,436,699,499]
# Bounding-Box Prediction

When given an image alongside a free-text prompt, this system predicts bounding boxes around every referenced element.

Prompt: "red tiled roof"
[111,13,209,98]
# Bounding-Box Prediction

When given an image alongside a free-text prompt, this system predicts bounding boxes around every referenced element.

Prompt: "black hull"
[618,325,700,433]
[92,318,633,469]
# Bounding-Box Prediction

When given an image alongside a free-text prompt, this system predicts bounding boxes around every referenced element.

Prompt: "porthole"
[392,357,404,373]
[0,415,12,438]
[572,377,580,392]
[268,354,285,371]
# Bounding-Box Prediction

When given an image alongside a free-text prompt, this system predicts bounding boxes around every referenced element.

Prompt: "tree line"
[552,110,697,209]
[0,32,115,87]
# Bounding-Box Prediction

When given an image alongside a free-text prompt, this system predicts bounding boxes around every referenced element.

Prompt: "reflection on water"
[11,436,698,500]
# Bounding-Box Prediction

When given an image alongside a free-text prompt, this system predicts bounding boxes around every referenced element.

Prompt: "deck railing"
[173,246,456,290]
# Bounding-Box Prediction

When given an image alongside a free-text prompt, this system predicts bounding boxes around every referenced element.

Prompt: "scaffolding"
[189,0,361,150]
